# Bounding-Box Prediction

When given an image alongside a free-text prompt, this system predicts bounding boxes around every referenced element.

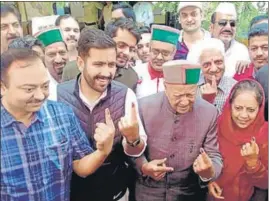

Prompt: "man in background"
[174,2,211,60]
[1,4,23,54]
[210,2,250,77]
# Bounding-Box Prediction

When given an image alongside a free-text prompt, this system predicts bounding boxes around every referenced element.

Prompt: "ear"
[76,56,85,73]
[0,81,8,97]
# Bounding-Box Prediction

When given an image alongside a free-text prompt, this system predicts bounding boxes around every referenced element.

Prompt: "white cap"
[215,3,237,19]
[177,2,203,13]
[187,38,225,64]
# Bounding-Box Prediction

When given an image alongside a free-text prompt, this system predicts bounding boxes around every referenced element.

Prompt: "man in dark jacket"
[57,27,147,201]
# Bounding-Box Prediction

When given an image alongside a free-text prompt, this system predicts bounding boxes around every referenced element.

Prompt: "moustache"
[117,53,129,60]
[7,35,19,40]
[53,62,66,66]
[221,30,233,34]
[94,75,113,80]
[26,99,45,104]
[67,37,77,42]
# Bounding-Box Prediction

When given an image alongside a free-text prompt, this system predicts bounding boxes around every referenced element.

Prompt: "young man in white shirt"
[57,27,147,201]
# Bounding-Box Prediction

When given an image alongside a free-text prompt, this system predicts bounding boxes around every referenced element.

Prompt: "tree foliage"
[153,2,264,39]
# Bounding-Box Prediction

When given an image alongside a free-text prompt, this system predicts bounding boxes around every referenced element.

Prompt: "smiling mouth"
[237,119,249,125]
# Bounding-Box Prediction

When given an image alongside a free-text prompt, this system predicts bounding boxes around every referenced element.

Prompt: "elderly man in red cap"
[134,60,223,201]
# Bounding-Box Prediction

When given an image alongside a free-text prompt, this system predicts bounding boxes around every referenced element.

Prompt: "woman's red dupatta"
[216,79,268,187]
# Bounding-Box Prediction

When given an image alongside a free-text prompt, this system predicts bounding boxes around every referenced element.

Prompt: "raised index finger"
[211,75,217,89]
[105,108,114,127]
[200,148,211,164]
[130,102,138,122]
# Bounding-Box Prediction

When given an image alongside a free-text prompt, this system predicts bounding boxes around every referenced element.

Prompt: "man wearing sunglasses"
[135,25,180,99]
[210,3,250,78]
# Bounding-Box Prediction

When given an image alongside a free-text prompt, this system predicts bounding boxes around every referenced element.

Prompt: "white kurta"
[134,62,165,99]
[48,71,58,101]
[224,40,250,77]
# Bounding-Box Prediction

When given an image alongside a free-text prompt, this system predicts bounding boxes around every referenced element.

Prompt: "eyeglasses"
[151,48,173,59]
[216,20,236,27]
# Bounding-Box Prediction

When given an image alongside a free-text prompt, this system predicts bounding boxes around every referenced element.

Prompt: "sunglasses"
[217,20,236,27]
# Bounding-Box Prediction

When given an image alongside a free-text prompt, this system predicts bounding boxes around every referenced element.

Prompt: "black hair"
[1,49,42,85]
[248,23,268,40]
[112,2,136,22]
[1,4,21,24]
[105,17,140,44]
[55,14,79,27]
[139,26,151,34]
[8,35,44,49]
[78,27,116,58]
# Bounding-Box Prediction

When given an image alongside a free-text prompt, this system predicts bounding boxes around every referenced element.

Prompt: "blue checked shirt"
[1,100,93,201]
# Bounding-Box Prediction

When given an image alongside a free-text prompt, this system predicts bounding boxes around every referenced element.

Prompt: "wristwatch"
[127,138,141,147]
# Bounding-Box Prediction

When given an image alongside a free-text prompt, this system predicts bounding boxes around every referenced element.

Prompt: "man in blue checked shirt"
[0,48,115,201]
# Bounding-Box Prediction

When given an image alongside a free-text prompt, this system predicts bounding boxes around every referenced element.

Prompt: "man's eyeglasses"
[151,48,173,59]
[216,20,236,27]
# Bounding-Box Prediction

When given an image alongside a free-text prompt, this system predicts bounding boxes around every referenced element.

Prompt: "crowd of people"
[0,2,268,201]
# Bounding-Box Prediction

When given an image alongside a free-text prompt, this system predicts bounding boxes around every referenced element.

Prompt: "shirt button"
[171,136,177,141]
[174,120,179,124]
[170,154,175,158]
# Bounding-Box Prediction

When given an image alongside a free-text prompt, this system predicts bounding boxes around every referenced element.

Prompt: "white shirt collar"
[78,77,107,111]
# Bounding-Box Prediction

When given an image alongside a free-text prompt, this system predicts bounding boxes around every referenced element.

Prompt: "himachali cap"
[215,3,237,19]
[35,27,64,47]
[151,25,180,46]
[163,60,201,85]
[177,2,203,12]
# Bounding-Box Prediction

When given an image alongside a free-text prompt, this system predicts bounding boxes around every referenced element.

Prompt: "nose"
[156,52,163,59]
[209,63,218,72]
[187,15,192,22]
[256,47,263,55]
[8,25,16,34]
[34,88,45,100]
[142,46,148,54]
[54,53,62,63]
[239,109,248,119]
[179,96,189,106]
[70,30,76,37]
[122,47,129,56]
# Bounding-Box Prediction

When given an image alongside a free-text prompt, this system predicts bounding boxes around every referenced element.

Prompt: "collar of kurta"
[148,63,163,80]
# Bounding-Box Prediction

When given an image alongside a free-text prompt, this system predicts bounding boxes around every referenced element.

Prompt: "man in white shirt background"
[210,2,250,77]
[132,26,151,70]
[174,2,211,60]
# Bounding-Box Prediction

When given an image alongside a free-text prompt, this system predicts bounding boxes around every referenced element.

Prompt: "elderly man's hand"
[193,148,215,180]
[200,75,218,103]
[141,158,174,181]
